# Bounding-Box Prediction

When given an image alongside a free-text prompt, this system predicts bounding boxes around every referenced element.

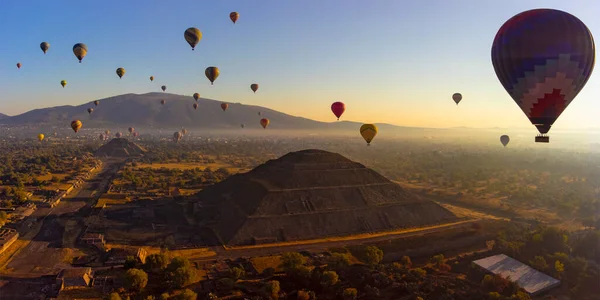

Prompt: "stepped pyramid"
[95,138,147,158]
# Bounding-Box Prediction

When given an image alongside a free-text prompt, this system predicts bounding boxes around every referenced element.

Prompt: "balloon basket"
[535,135,549,143]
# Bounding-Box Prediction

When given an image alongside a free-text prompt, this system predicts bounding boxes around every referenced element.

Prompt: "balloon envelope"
[260,118,270,129]
[193,93,200,101]
[37,134,44,141]
[230,12,239,24]
[491,9,595,135]
[40,42,50,54]
[71,120,82,133]
[331,102,346,120]
[251,83,259,93]
[184,27,202,50]
[360,124,378,145]
[72,43,88,63]
[500,135,510,147]
[452,93,462,105]
[116,68,126,78]
[221,103,228,111]
[205,67,220,85]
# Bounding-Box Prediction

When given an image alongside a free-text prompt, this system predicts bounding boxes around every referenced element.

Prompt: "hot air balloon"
[16,63,21,69]
[250,83,259,93]
[184,27,202,50]
[37,134,45,141]
[61,80,67,88]
[99,134,105,141]
[331,102,346,120]
[71,120,82,133]
[116,67,126,79]
[173,131,183,142]
[40,42,50,54]
[128,127,134,134]
[360,124,378,146]
[94,100,99,106]
[205,67,219,85]
[221,103,229,111]
[260,118,270,129]
[240,124,245,128]
[150,76,154,82]
[491,9,595,143]
[161,85,167,92]
[193,93,200,101]
[116,132,122,138]
[73,43,88,63]
[160,99,166,105]
[181,128,188,135]
[452,93,462,105]
[87,108,94,115]
[230,12,239,24]
[193,103,198,110]
[133,132,139,137]
[105,130,110,135]
[500,135,510,147]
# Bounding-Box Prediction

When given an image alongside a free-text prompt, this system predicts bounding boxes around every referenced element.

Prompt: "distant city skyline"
[1,0,598,130]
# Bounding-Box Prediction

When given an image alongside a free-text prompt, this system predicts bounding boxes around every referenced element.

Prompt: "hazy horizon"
[1,0,598,130]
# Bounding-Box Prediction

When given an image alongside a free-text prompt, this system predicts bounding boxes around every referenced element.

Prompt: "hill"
[95,138,147,158]
[194,149,458,246]
[0,112,8,119]
[0,93,421,131]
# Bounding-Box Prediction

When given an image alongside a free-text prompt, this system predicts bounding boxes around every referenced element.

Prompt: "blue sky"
[0,0,598,129]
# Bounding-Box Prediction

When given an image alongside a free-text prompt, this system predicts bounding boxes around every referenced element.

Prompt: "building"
[472,254,560,296]
[56,267,93,287]
[0,228,19,254]
[80,233,105,245]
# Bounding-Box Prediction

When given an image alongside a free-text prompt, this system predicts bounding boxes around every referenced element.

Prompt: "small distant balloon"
[116,68,126,79]
[221,103,228,111]
[240,124,245,128]
[61,80,67,88]
[37,134,45,141]
[160,99,166,105]
[260,118,270,129]
[16,63,21,69]
[150,76,154,82]
[71,120,82,133]
[40,42,50,54]
[128,127,134,134]
[116,132,122,138]
[500,135,510,147]
[161,85,167,92]
[331,102,346,120]
[250,83,259,93]
[193,93,200,101]
[193,103,198,110]
[173,131,183,142]
[452,93,462,105]
[87,108,94,115]
[205,67,220,85]
[360,124,378,146]
[94,100,99,106]
[105,130,110,135]
[230,12,239,24]
[184,27,202,50]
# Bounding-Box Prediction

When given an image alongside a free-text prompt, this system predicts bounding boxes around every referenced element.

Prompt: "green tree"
[529,256,548,271]
[342,288,358,300]
[510,291,532,300]
[124,256,138,270]
[280,252,306,273]
[230,266,245,280]
[430,254,445,266]
[159,293,169,300]
[123,268,148,292]
[173,289,197,300]
[363,246,384,265]
[329,253,351,269]
[168,256,192,271]
[554,260,565,278]
[108,292,122,300]
[264,280,280,300]
[145,253,169,273]
[320,270,339,288]
[170,266,196,288]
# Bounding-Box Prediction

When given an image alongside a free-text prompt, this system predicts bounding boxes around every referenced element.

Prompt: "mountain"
[95,138,147,158]
[194,149,458,246]
[0,113,8,120]
[0,93,421,131]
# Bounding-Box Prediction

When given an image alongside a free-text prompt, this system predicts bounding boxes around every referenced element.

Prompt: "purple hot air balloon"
[491,9,595,143]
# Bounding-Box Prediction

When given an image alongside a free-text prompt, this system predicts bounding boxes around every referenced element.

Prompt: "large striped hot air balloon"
[491,9,595,143]
[184,27,202,50]
[360,124,378,146]
[71,120,82,133]
[72,43,88,63]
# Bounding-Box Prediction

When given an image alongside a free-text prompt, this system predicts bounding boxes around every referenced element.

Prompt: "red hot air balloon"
[331,102,346,120]
[16,63,21,69]
[193,103,198,110]
[491,9,596,143]
[221,103,228,111]
[260,118,270,129]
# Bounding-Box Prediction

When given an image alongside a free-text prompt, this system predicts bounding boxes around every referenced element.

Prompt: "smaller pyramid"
[95,138,146,158]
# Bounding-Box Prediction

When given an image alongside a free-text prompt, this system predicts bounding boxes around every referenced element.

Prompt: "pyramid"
[196,149,458,246]
[95,138,147,158]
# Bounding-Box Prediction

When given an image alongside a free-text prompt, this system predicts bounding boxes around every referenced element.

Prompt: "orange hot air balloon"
[260,118,270,129]
[193,93,200,101]
[221,103,228,111]
[193,103,198,110]
[16,63,21,69]
[331,102,346,120]
[71,120,82,133]
[149,76,154,82]
[250,83,259,93]
[230,12,239,24]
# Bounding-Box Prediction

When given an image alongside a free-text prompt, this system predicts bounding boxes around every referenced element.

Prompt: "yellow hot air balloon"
[37,134,45,141]
[71,120,83,133]
[61,80,67,88]
[116,67,126,79]
[184,27,202,50]
[150,76,154,82]
[193,93,200,101]
[360,124,378,146]
[72,43,88,63]
[205,66,220,85]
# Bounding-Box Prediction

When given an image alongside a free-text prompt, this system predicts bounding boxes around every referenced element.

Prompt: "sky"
[0,0,598,129]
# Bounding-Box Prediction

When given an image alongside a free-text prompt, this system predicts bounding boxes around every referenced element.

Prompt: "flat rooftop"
[473,254,560,295]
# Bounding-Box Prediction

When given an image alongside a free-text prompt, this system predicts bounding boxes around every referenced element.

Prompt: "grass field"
[250,255,282,273]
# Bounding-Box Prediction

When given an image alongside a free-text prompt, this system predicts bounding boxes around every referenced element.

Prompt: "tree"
[554,260,565,278]
[329,253,351,269]
[529,256,548,271]
[430,254,445,266]
[145,253,169,273]
[342,288,358,300]
[159,293,169,300]
[264,280,280,300]
[168,256,192,271]
[174,289,197,300]
[170,266,197,288]
[123,268,148,292]
[320,270,339,288]
[400,255,412,268]
[297,290,314,300]
[124,256,138,270]
[230,266,245,280]
[510,291,532,300]
[280,252,306,273]
[363,246,384,265]
[108,292,122,300]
